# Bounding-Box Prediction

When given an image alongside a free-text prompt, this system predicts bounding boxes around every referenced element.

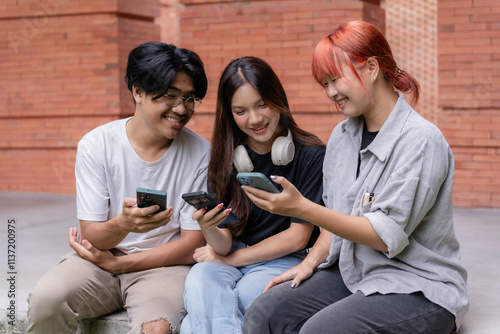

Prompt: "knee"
[244,285,296,333]
[28,283,67,320]
[185,262,221,291]
[243,295,274,332]
[142,318,173,334]
[185,266,206,295]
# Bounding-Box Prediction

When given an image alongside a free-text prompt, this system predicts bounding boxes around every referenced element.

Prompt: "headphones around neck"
[233,129,295,172]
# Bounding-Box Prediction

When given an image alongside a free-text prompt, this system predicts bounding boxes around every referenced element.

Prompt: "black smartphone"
[182,191,221,211]
[182,191,239,227]
[137,188,167,214]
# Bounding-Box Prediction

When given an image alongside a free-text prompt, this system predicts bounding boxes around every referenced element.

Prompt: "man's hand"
[69,227,121,274]
[119,197,173,233]
[79,197,173,251]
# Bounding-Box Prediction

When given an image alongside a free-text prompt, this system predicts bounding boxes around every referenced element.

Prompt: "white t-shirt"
[75,117,210,254]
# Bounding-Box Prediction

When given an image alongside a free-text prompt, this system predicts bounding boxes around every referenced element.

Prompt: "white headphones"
[233,129,295,172]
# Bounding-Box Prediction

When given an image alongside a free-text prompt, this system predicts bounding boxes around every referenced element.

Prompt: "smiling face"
[322,60,374,119]
[133,71,196,142]
[231,82,281,154]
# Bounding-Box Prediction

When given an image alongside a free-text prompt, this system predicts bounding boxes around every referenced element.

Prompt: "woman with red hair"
[242,21,468,333]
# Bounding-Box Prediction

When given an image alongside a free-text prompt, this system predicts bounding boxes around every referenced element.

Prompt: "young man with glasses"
[27,42,210,334]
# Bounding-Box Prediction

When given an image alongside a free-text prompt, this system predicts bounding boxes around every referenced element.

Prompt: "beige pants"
[27,252,191,334]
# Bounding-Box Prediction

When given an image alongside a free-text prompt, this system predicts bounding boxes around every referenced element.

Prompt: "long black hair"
[210,56,324,236]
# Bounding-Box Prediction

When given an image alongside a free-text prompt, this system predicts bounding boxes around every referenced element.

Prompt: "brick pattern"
[437,0,500,207]
[1,0,160,193]
[175,0,377,146]
[384,0,437,123]
[1,0,499,208]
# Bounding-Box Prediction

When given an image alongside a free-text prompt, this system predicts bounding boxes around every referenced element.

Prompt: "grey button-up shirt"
[319,93,468,328]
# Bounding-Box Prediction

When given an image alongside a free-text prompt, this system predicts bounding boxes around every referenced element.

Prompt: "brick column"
[0,0,161,193]
[437,0,500,207]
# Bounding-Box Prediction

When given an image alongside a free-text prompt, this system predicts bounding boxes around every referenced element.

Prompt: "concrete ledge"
[0,310,130,334]
[77,310,130,334]
[1,311,27,334]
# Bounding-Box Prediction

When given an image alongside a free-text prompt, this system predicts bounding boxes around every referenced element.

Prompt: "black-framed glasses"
[164,91,202,111]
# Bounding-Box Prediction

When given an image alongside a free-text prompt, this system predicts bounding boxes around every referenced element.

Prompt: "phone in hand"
[182,191,221,211]
[236,172,280,193]
[182,191,239,227]
[137,188,167,214]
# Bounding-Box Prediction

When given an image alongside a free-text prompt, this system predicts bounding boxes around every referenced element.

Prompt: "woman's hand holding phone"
[192,203,232,231]
[182,191,239,229]
[242,175,306,219]
[182,191,235,255]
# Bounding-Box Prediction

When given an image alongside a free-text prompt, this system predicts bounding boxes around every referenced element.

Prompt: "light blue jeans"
[181,242,306,334]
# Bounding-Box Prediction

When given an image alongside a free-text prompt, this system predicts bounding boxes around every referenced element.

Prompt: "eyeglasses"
[164,91,202,112]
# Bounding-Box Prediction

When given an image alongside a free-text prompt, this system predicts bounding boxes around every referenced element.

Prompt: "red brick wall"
[176,0,380,141]
[437,0,500,207]
[1,0,499,208]
[1,0,160,193]
[384,0,437,124]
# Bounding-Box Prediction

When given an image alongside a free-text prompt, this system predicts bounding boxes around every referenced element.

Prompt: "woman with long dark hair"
[181,56,325,333]
[242,21,468,334]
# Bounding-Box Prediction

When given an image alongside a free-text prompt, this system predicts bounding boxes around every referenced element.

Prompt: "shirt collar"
[342,92,414,162]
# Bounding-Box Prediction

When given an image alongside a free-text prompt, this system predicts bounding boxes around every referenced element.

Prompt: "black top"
[357,121,379,178]
[236,141,325,248]
[360,121,379,150]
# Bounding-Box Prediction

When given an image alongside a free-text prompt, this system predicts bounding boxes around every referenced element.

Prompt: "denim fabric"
[181,246,306,334]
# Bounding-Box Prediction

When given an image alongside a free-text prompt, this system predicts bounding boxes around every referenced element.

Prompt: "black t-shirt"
[236,142,325,248]
[357,121,379,178]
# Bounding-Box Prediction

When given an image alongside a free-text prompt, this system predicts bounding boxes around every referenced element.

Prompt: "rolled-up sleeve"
[364,134,447,258]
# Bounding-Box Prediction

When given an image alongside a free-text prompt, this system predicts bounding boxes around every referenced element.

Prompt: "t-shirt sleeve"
[75,135,110,222]
[178,167,209,231]
[178,137,211,231]
[291,145,326,224]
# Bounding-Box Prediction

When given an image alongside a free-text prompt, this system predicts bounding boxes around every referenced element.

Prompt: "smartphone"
[182,191,239,227]
[236,172,280,193]
[137,188,167,214]
[182,191,221,211]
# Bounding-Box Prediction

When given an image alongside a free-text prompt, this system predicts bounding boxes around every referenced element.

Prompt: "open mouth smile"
[251,123,268,134]
[163,115,186,127]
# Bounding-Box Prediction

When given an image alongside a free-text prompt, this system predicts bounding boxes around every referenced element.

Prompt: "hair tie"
[394,68,402,77]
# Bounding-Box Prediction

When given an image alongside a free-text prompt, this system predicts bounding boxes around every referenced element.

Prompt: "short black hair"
[124,42,208,101]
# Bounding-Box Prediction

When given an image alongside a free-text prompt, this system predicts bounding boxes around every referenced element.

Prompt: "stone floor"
[0,192,499,333]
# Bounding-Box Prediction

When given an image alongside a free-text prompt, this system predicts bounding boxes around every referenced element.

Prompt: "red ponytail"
[312,21,420,106]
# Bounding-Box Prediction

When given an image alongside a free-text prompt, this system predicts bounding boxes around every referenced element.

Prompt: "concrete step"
[1,310,130,334]
[77,310,131,334]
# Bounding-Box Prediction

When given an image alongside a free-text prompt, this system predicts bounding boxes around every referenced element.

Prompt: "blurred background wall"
[1,0,499,207]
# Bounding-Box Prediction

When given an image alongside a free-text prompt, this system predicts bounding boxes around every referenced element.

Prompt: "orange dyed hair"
[312,21,420,106]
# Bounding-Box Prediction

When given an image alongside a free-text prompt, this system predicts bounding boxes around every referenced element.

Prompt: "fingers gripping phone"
[182,191,239,227]
[236,172,280,193]
[137,188,167,214]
